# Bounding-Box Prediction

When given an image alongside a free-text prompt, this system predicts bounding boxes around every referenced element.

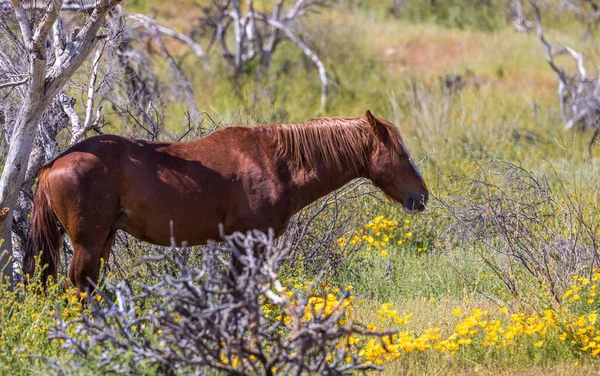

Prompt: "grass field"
[4,1,600,374]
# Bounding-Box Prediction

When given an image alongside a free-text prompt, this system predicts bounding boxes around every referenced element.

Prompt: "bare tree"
[529,0,600,150]
[198,0,333,108]
[0,0,124,284]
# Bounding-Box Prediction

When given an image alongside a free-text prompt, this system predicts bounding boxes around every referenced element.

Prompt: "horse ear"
[365,110,387,141]
[366,110,377,128]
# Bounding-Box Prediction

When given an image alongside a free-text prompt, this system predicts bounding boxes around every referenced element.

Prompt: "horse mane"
[272,117,403,173]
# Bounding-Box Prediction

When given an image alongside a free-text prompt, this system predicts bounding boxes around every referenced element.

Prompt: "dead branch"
[441,160,599,304]
[257,13,328,108]
[530,0,600,150]
[49,229,392,374]
[71,44,104,145]
[127,13,210,69]
[0,77,28,90]
[199,0,334,109]
[509,0,533,33]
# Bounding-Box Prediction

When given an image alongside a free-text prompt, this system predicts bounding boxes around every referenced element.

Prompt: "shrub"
[48,230,396,375]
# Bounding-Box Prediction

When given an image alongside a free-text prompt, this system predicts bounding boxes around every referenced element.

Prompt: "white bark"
[0,103,46,284]
[0,77,28,90]
[126,14,210,69]
[509,0,533,33]
[231,1,244,73]
[206,0,331,108]
[71,46,103,145]
[258,15,328,109]
[530,0,600,152]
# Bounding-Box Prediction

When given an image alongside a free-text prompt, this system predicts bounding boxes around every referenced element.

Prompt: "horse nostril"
[407,192,428,212]
[414,199,426,211]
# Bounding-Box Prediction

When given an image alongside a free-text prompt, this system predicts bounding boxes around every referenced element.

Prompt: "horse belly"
[119,190,231,246]
[222,188,293,238]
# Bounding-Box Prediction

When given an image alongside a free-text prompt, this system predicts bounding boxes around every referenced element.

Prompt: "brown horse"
[24,110,428,292]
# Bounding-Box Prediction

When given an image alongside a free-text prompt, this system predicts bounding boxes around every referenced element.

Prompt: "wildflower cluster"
[558,270,600,356]
[342,268,600,368]
[343,304,554,366]
[264,278,358,327]
[337,215,436,258]
[0,261,82,374]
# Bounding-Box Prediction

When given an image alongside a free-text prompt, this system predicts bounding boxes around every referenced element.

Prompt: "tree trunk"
[0,101,44,284]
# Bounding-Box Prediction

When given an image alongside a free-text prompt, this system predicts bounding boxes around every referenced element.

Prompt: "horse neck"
[287,162,362,213]
[276,118,373,212]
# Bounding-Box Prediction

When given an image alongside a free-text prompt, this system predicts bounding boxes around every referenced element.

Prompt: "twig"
[0,77,28,90]
[127,13,210,69]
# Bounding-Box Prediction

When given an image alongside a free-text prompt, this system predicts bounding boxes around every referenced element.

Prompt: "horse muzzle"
[402,191,428,214]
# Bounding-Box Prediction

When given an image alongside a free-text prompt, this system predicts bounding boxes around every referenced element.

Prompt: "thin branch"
[59,92,80,135]
[257,14,328,108]
[45,0,123,102]
[31,0,63,50]
[70,45,104,145]
[127,13,210,69]
[564,46,586,93]
[52,15,65,65]
[0,77,28,90]
[12,2,33,49]
[531,1,570,89]
[137,17,201,120]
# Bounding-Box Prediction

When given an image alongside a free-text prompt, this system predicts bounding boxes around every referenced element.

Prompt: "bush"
[443,160,600,304]
[48,230,396,375]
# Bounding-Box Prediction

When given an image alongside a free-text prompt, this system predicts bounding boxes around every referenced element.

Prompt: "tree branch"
[127,13,210,69]
[12,2,33,49]
[52,15,65,65]
[45,0,123,103]
[59,92,80,136]
[0,77,28,90]
[257,14,328,108]
[31,0,62,51]
[70,45,104,145]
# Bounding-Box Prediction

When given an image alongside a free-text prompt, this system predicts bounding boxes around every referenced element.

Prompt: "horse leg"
[90,231,117,286]
[69,229,116,294]
[97,231,117,281]
[69,242,103,293]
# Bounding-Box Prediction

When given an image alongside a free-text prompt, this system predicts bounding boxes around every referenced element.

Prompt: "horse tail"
[24,166,61,285]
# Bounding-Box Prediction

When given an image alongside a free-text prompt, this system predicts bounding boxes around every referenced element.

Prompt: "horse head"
[365,110,428,214]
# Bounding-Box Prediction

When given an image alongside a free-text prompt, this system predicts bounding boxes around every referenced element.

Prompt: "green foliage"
[391,0,508,31]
